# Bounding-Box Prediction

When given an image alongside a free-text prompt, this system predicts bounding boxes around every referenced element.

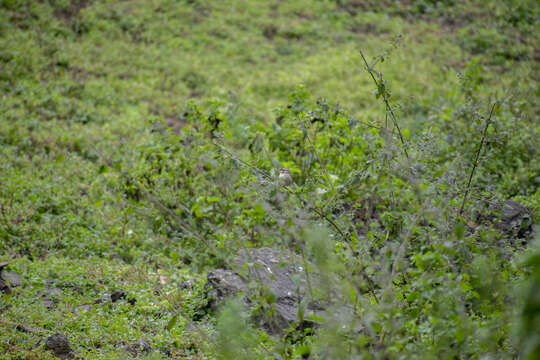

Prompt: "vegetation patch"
[1,0,539,359]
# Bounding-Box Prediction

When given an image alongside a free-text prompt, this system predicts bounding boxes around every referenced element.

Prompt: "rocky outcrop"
[493,200,533,237]
[45,333,74,359]
[0,262,21,294]
[477,200,534,243]
[206,247,324,334]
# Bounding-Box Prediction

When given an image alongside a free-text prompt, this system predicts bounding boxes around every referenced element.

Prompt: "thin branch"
[212,141,272,180]
[359,50,409,159]
[459,102,497,216]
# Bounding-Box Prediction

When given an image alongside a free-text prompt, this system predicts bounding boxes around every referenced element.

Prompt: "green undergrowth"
[1,0,539,359]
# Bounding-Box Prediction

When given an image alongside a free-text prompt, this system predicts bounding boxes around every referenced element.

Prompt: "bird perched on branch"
[278,167,293,187]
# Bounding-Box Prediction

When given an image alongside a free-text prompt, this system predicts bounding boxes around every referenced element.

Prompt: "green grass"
[1,0,539,358]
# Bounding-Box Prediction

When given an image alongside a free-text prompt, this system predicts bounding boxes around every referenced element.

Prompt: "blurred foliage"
[520,235,540,360]
[0,0,538,359]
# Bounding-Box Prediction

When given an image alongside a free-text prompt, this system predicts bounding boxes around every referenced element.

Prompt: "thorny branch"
[359,50,409,159]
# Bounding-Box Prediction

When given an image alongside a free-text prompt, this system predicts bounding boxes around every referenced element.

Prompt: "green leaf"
[406,290,420,302]
[167,314,179,331]
[460,280,473,293]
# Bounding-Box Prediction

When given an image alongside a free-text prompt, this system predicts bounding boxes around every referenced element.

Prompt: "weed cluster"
[88,51,538,358]
[1,0,538,359]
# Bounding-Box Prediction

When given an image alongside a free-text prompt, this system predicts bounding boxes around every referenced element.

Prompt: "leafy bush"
[0,0,538,358]
[113,57,537,357]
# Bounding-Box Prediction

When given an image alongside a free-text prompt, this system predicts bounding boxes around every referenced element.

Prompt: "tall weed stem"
[459,102,497,216]
[359,50,409,159]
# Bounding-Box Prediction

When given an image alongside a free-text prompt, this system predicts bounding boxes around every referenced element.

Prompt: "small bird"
[278,167,293,187]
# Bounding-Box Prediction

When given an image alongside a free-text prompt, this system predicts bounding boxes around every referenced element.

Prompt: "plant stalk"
[459,102,497,216]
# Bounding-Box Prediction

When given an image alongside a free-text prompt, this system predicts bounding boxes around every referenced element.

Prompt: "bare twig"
[459,102,497,216]
[359,50,409,159]
[212,141,272,180]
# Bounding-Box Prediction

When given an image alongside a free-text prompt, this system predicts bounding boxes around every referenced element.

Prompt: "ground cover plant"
[1,0,539,359]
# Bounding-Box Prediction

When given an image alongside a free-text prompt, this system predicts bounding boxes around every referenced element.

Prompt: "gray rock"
[0,277,11,294]
[206,269,248,311]
[45,333,74,359]
[44,286,63,297]
[0,263,13,294]
[179,279,195,290]
[43,299,56,309]
[233,247,306,300]
[490,200,533,240]
[206,247,325,334]
[39,286,62,309]
[74,304,92,314]
[111,289,127,302]
[1,271,21,287]
[125,339,152,357]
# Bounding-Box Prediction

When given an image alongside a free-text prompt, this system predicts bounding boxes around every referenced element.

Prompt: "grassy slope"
[1,0,539,359]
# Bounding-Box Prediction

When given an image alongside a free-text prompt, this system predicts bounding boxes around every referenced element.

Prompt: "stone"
[179,279,195,290]
[111,289,127,302]
[481,200,534,241]
[0,277,11,294]
[74,304,92,314]
[39,285,62,309]
[125,339,152,357]
[45,333,74,359]
[206,247,325,334]
[496,200,532,234]
[0,262,13,294]
[206,269,248,311]
[1,271,21,287]
[43,299,56,309]
[44,286,63,297]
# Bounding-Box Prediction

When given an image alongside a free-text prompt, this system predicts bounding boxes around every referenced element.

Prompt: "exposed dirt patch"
[164,116,188,135]
[53,0,91,24]
[294,11,314,20]
[263,24,279,40]
[350,23,387,36]
[69,66,92,82]
[336,0,478,32]
[5,7,40,30]
[338,0,365,16]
